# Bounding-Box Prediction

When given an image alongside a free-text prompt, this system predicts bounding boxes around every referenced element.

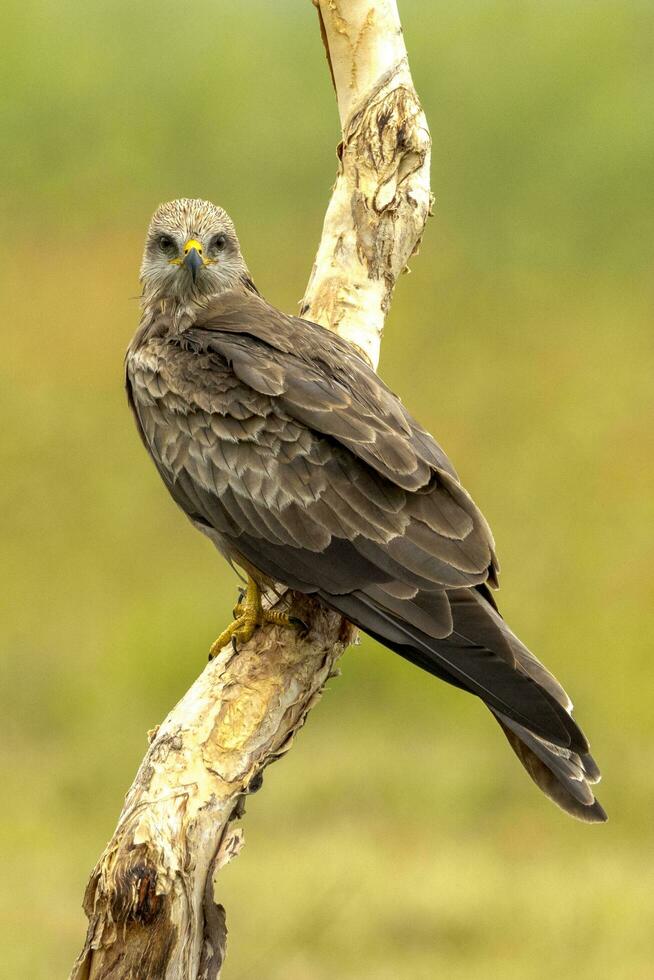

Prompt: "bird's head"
[140,198,250,306]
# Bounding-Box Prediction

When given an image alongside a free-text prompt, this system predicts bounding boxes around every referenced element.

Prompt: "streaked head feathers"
[140,198,249,304]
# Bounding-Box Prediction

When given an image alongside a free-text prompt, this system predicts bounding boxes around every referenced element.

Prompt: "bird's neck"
[140,275,259,335]
[140,294,202,334]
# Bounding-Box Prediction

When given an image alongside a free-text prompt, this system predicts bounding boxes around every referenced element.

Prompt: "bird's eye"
[158,235,175,251]
[211,234,227,251]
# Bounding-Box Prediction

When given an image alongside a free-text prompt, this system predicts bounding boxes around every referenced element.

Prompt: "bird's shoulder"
[182,289,461,487]
[192,287,347,359]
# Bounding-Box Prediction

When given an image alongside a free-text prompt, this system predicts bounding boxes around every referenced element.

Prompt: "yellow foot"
[208,576,303,659]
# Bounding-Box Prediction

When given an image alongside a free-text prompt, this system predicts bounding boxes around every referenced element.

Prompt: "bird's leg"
[232,588,247,618]
[209,576,298,659]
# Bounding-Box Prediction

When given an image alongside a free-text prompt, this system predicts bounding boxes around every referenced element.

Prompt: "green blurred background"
[2,1,653,977]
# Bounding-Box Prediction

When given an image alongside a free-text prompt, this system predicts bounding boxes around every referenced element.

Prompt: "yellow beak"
[176,239,205,282]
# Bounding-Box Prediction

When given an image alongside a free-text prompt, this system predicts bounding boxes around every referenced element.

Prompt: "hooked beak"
[183,244,204,283]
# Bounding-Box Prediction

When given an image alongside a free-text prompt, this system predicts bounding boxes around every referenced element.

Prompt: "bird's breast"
[126,338,310,500]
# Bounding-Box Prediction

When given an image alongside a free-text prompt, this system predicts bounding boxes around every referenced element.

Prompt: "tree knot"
[111,861,163,925]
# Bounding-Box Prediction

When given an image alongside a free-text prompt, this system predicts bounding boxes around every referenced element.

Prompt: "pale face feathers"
[140,198,250,307]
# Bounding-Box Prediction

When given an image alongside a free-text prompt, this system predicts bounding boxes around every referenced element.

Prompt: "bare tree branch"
[71,2,431,976]
[304,0,431,366]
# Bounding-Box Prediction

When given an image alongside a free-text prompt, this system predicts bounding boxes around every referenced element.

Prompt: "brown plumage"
[126,199,605,822]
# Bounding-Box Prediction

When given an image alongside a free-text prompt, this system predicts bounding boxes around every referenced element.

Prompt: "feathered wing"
[126,290,605,821]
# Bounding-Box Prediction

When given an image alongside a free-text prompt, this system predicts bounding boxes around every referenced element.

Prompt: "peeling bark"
[72,2,431,977]
[304,0,432,367]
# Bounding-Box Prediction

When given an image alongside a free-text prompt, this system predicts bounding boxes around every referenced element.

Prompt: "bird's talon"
[209,576,303,658]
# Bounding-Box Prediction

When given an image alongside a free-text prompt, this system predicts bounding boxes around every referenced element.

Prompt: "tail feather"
[490,618,606,822]
[321,584,605,822]
[493,711,606,822]
[328,589,587,753]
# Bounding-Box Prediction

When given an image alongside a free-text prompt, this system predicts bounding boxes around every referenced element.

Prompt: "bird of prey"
[126,198,605,822]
